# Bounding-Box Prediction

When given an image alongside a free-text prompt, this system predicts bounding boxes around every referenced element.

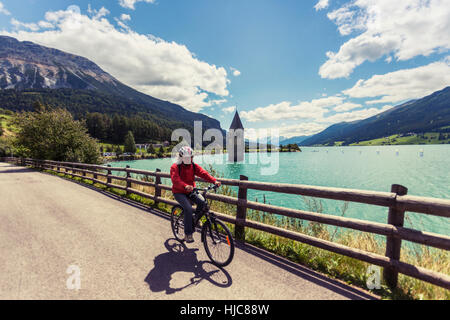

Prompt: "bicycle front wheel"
[202,219,235,267]
[171,205,185,242]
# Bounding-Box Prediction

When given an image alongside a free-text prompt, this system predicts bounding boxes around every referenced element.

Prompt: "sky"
[0,0,449,139]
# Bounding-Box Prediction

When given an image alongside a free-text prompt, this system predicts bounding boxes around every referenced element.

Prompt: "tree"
[112,114,128,144]
[0,121,3,137]
[148,144,155,155]
[124,131,137,154]
[13,108,100,164]
[33,100,46,113]
[86,112,108,141]
[114,145,123,156]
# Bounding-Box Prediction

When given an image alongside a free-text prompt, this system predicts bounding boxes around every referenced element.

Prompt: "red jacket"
[170,162,217,194]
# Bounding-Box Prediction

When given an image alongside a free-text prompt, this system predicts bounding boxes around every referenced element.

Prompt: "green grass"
[0,113,18,138]
[38,165,450,300]
[351,133,450,146]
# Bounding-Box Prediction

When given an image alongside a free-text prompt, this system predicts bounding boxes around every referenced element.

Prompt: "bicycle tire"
[171,205,185,242]
[202,219,235,267]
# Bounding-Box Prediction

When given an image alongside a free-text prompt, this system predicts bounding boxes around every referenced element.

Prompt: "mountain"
[301,86,450,146]
[280,135,312,145]
[0,36,222,133]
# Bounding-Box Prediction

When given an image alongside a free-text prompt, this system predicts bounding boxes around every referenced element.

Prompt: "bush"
[13,108,100,163]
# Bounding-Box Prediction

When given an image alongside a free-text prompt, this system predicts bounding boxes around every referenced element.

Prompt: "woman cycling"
[170,146,221,243]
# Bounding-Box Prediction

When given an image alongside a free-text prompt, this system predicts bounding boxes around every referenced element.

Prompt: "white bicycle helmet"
[178,145,193,158]
[178,146,193,164]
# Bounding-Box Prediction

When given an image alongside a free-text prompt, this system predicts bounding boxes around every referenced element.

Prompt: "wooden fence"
[2,157,450,290]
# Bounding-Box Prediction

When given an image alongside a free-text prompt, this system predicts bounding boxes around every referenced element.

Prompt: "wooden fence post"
[384,184,408,289]
[107,165,112,185]
[235,175,249,242]
[126,165,131,195]
[154,168,161,206]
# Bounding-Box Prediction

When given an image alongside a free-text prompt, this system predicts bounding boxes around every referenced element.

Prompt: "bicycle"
[170,185,235,267]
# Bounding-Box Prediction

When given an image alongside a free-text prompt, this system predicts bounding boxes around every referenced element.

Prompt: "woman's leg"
[190,193,206,215]
[173,193,194,236]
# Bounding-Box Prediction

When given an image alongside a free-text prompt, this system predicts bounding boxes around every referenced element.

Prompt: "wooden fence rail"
[2,156,450,290]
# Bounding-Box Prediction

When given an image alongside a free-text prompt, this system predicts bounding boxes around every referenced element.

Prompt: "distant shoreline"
[306,132,450,147]
[102,149,301,163]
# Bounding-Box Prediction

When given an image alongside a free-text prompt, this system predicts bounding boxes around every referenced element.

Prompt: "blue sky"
[0,0,449,138]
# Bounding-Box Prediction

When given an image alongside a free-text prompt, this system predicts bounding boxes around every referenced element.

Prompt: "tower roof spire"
[229,109,244,130]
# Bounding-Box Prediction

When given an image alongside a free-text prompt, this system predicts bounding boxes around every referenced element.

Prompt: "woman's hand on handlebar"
[214,181,221,187]
[185,185,194,192]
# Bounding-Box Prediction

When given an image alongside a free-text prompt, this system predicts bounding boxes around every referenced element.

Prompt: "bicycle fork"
[202,218,220,245]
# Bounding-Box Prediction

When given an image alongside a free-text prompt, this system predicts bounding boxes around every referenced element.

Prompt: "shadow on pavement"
[237,242,378,300]
[0,167,33,174]
[145,239,232,295]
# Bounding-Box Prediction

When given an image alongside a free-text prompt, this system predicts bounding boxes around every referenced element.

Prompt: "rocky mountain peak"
[0,36,116,90]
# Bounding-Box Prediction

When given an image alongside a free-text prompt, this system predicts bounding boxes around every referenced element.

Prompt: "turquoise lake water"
[109,145,450,236]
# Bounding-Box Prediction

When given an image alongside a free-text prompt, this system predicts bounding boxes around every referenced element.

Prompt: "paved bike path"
[0,162,377,299]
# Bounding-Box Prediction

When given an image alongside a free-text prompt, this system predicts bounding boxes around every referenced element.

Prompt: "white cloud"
[230,67,241,77]
[67,5,81,15]
[318,105,393,123]
[343,57,450,104]
[0,1,10,15]
[120,14,131,21]
[119,0,155,10]
[37,21,54,29]
[86,5,110,19]
[274,123,328,138]
[10,18,40,32]
[326,4,367,36]
[222,106,236,113]
[319,0,450,79]
[314,0,329,11]
[240,96,344,122]
[0,6,231,112]
[239,93,395,138]
[94,7,110,19]
[333,102,362,112]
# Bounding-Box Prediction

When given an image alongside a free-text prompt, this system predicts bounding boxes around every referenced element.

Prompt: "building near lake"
[227,110,245,163]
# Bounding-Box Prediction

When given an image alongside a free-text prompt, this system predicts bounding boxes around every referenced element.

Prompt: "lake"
[109,145,450,236]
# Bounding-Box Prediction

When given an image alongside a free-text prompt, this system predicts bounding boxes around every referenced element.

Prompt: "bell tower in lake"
[227,110,245,163]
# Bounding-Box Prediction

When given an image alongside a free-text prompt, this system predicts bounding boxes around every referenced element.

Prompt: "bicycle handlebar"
[191,184,219,194]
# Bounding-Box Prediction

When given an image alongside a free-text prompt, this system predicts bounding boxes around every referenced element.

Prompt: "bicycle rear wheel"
[202,219,234,267]
[171,205,185,242]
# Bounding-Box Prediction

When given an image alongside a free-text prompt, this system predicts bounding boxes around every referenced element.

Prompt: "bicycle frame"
[189,186,219,242]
